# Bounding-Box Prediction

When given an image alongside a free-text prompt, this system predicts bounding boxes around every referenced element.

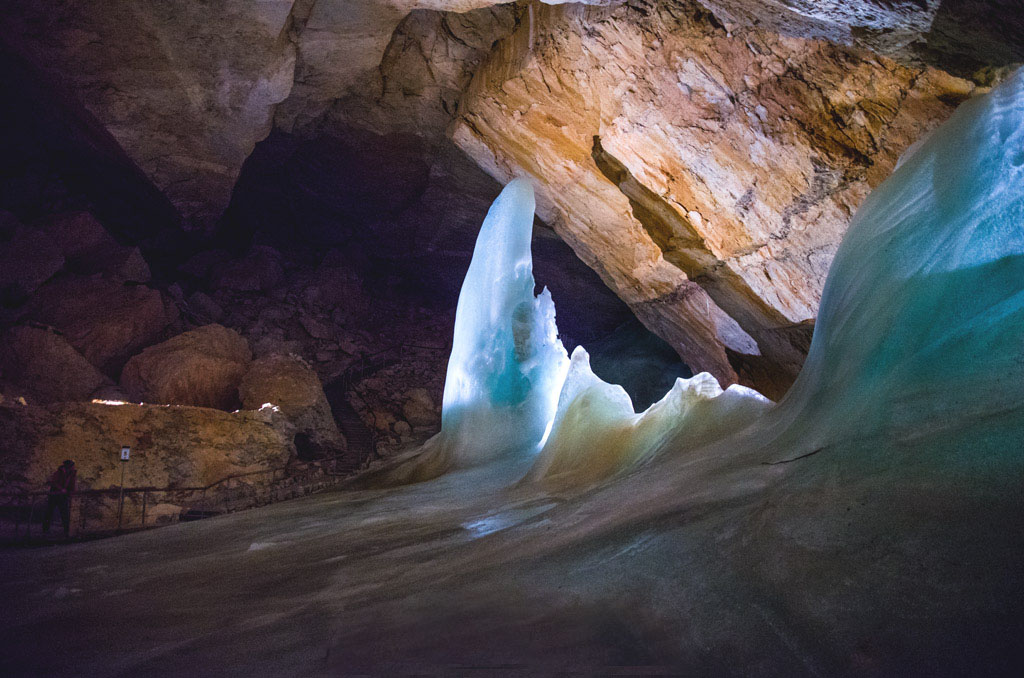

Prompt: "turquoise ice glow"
[437,177,569,466]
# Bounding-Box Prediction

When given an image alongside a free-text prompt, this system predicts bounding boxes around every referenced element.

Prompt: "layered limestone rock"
[120,325,253,410]
[451,1,975,395]
[0,398,295,492]
[696,0,1024,75]
[239,354,346,456]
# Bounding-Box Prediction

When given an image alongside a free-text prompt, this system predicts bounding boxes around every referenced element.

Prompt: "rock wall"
[451,1,976,395]
[0,398,295,492]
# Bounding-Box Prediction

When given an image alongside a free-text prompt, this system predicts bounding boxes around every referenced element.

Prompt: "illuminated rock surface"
[120,325,252,411]
[239,353,346,456]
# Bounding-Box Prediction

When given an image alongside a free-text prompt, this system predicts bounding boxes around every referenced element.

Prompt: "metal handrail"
[0,452,364,543]
[0,451,359,500]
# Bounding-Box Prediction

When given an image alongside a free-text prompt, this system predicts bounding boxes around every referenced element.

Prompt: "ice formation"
[374,178,570,483]
[523,347,770,488]
[375,177,769,488]
[439,177,569,464]
[763,66,1024,455]
[380,68,1024,492]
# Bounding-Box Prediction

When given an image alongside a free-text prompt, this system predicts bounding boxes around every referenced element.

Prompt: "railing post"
[26,498,35,542]
[79,493,87,538]
[141,490,148,528]
[14,494,23,539]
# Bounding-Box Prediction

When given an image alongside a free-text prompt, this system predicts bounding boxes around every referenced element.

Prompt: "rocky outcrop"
[696,0,1024,76]
[0,326,110,404]
[401,388,439,429]
[0,398,294,492]
[239,354,345,456]
[40,211,152,282]
[2,1,298,229]
[451,1,976,395]
[21,277,180,376]
[120,325,253,410]
[0,223,64,304]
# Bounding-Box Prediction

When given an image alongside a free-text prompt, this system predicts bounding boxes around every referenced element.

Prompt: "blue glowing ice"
[767,66,1024,454]
[430,178,569,468]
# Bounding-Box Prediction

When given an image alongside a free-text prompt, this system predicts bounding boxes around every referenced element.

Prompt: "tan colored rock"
[239,354,345,455]
[0,398,294,491]
[451,2,973,396]
[22,277,179,375]
[401,388,438,428]
[120,325,252,410]
[0,326,109,404]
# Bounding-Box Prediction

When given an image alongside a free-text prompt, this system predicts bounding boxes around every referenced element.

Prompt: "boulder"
[0,226,65,304]
[38,211,112,260]
[38,211,151,283]
[239,354,345,456]
[187,291,225,323]
[120,325,252,410]
[0,326,109,404]
[402,388,438,428]
[212,246,284,292]
[21,277,179,375]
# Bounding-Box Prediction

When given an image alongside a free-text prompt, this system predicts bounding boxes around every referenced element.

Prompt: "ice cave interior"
[0,2,1023,676]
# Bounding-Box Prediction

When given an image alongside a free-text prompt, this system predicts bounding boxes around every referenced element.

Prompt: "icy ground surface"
[1,412,1021,676]
[2,68,1024,677]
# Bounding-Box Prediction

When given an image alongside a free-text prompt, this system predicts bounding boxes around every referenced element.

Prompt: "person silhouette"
[43,459,76,538]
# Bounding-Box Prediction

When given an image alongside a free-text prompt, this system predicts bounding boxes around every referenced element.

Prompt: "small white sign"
[120,446,131,461]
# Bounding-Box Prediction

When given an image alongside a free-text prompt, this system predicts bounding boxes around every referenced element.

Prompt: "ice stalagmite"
[439,178,569,464]
[370,178,569,484]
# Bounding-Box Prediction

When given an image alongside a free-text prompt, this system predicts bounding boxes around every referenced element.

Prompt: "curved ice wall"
[523,346,771,488]
[763,66,1024,455]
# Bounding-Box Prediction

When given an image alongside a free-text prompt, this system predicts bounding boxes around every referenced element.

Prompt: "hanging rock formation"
[451,1,979,395]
